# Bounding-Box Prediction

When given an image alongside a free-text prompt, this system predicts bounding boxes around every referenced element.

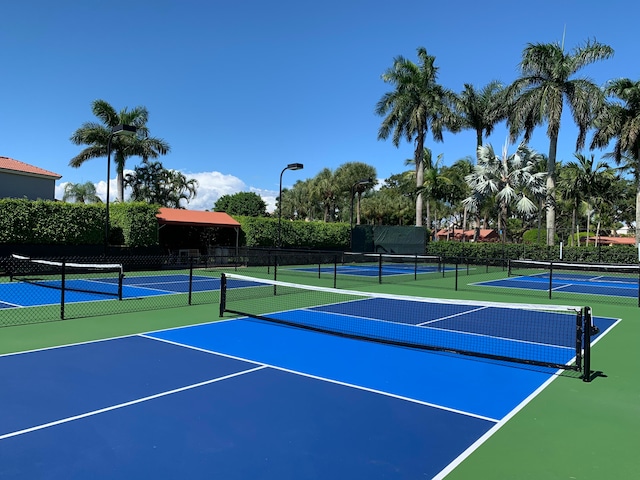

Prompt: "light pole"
[105,124,137,255]
[350,178,372,251]
[277,163,304,248]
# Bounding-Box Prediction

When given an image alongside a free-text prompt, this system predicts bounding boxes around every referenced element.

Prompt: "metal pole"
[105,133,114,256]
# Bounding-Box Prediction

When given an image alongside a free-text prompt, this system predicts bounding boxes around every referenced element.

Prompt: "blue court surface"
[0,298,618,479]
[475,272,638,298]
[0,274,258,309]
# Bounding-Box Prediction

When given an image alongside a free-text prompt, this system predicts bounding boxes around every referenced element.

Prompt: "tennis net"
[220,273,595,380]
[508,259,640,304]
[342,252,442,282]
[9,254,124,299]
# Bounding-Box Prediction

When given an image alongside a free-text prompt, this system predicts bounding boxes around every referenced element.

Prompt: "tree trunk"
[546,134,558,246]
[414,133,425,227]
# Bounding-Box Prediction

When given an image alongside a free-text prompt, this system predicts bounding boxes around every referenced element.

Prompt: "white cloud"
[56,170,265,211]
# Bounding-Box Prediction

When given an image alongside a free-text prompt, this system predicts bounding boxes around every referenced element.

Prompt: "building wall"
[0,171,56,200]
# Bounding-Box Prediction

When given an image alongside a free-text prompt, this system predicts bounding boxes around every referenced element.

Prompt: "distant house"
[0,156,61,201]
[435,228,500,242]
[585,236,636,246]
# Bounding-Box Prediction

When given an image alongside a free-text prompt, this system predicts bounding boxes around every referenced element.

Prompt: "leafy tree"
[124,159,198,208]
[70,99,170,202]
[214,192,267,217]
[463,143,547,242]
[376,47,458,227]
[507,40,614,245]
[591,78,640,244]
[311,168,338,222]
[62,181,102,204]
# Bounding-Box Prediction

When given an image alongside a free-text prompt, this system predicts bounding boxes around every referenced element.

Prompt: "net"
[9,254,124,299]
[220,273,593,378]
[342,252,442,281]
[508,259,640,303]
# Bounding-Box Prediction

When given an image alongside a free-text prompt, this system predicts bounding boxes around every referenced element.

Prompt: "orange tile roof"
[586,236,636,245]
[156,207,241,227]
[0,156,61,179]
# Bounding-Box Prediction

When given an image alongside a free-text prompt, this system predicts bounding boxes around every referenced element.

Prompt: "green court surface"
[0,266,637,479]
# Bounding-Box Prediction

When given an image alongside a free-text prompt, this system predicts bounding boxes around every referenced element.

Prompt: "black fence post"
[60,261,66,320]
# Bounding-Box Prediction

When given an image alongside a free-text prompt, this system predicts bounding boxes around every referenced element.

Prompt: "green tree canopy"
[214,192,267,217]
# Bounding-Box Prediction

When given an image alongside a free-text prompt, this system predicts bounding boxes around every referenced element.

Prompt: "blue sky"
[1,0,638,211]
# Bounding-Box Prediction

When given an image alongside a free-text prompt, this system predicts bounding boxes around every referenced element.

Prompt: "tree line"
[65,38,640,246]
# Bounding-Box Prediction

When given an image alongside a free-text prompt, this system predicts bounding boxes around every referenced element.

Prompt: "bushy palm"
[463,143,547,241]
[558,153,614,245]
[124,159,197,208]
[70,100,170,202]
[62,181,102,204]
[508,40,614,245]
[376,47,458,227]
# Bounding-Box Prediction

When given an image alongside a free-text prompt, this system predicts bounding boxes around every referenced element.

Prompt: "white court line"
[417,306,489,326]
[0,364,267,441]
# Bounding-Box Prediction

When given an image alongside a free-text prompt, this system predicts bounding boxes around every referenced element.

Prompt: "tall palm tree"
[591,78,640,244]
[334,162,377,225]
[62,181,102,204]
[70,99,171,202]
[463,142,547,242]
[507,39,614,245]
[454,81,508,156]
[376,47,458,227]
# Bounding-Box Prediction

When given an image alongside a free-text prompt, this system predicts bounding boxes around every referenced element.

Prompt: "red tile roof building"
[0,156,61,201]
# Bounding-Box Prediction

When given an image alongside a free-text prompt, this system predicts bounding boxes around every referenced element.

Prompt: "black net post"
[378,254,383,284]
[60,261,66,320]
[455,258,459,291]
[548,262,553,300]
[118,272,124,301]
[273,255,278,295]
[582,307,592,382]
[219,273,227,317]
[414,255,418,280]
[333,255,337,289]
[188,257,194,305]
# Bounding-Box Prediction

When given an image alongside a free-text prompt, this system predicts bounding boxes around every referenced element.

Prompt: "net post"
[118,271,124,301]
[219,273,227,317]
[378,254,382,284]
[188,257,194,305]
[414,255,418,280]
[507,259,512,276]
[548,262,553,300]
[60,261,66,320]
[333,255,337,288]
[455,257,459,291]
[582,307,592,382]
[273,255,278,295]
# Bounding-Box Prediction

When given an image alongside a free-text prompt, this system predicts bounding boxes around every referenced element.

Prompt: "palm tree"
[376,47,458,227]
[463,142,547,242]
[591,78,640,244]
[454,81,508,156]
[558,153,614,245]
[62,181,102,204]
[311,168,338,222]
[334,162,377,224]
[70,99,171,203]
[125,159,198,208]
[507,39,614,245]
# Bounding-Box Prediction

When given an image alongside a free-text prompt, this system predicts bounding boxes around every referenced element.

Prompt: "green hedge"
[0,199,158,247]
[426,240,639,264]
[234,216,349,249]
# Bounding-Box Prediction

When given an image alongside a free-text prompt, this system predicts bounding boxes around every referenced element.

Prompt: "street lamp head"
[111,124,137,136]
[286,163,304,171]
